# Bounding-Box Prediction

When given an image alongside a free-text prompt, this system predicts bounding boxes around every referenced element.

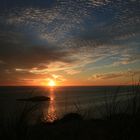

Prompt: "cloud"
[91,70,140,80]
[65,69,81,75]
[0,30,75,69]
[51,74,66,82]
[2,0,139,46]
[112,54,140,66]
[90,0,110,6]
[0,60,5,64]
[0,0,140,85]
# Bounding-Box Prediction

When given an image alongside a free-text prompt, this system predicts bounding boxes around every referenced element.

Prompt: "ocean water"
[0,86,134,122]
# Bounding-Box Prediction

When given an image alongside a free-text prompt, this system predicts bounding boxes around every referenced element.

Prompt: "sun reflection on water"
[46,87,57,122]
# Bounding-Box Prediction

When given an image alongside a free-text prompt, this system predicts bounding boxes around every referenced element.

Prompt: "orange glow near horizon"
[48,79,56,87]
[1,75,137,86]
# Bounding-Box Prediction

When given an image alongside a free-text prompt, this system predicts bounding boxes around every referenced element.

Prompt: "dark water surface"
[0,86,134,122]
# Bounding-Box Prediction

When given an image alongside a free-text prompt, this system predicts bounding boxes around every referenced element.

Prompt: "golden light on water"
[46,87,57,122]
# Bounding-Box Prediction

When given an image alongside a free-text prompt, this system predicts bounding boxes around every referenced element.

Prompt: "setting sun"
[48,80,56,87]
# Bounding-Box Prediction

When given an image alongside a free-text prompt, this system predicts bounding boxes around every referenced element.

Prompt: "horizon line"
[0,84,137,87]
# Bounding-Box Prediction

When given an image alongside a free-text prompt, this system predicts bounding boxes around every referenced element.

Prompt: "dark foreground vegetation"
[0,84,140,140]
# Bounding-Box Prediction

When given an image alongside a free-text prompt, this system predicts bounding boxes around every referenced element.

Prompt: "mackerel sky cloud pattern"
[0,0,140,85]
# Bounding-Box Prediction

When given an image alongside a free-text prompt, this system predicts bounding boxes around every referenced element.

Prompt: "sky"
[0,0,140,86]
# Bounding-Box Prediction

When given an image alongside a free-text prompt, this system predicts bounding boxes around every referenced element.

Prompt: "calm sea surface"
[0,86,134,122]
